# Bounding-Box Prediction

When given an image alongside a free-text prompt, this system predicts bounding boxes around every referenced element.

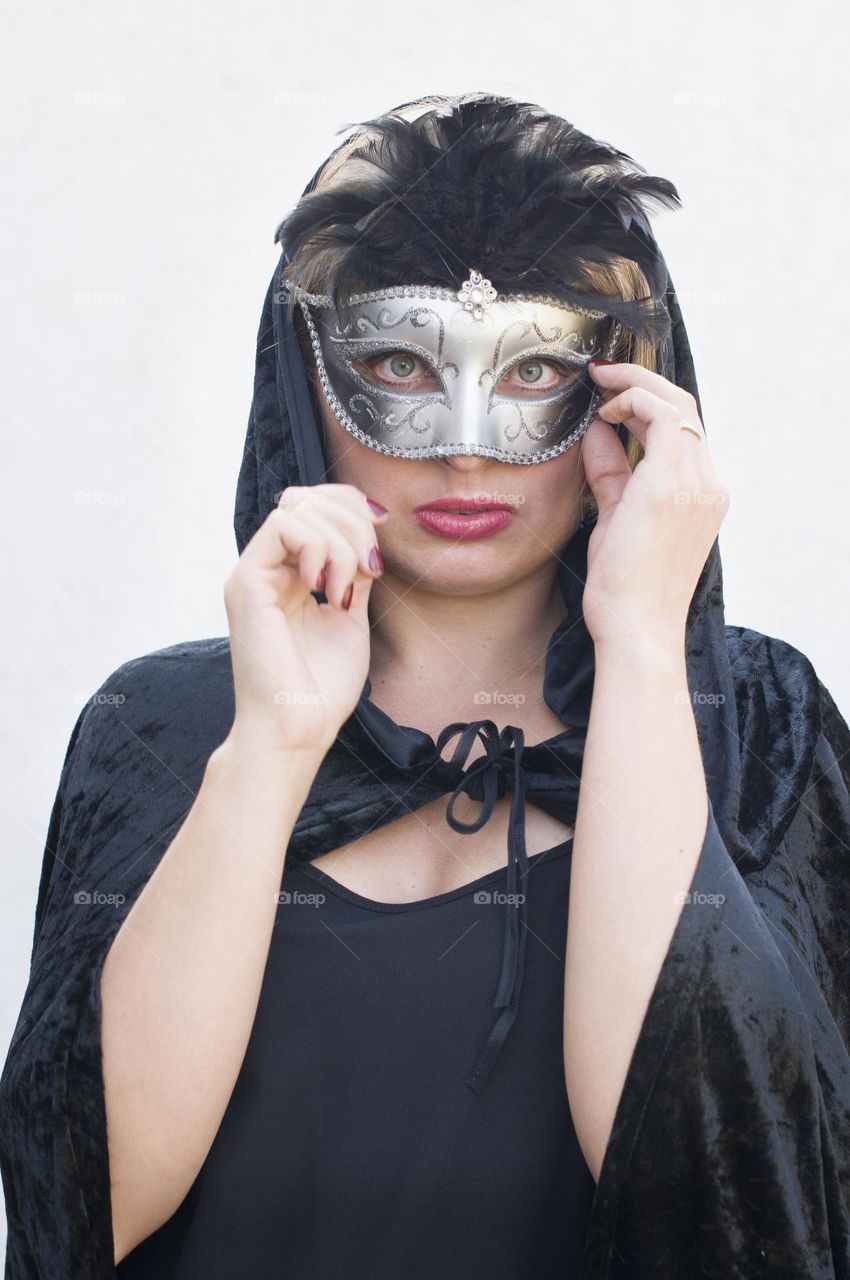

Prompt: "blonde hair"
[572,256,651,522]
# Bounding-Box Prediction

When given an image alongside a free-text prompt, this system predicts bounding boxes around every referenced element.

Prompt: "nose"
[441,453,492,472]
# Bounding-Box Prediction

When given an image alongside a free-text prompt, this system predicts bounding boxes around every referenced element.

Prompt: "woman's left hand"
[578,361,731,650]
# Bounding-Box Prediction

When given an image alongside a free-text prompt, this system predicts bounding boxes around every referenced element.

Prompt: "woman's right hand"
[223,484,388,754]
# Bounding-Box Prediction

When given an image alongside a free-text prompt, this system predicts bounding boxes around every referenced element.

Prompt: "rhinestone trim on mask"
[282,278,611,323]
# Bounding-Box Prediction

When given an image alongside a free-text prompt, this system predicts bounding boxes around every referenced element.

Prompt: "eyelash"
[354,352,578,395]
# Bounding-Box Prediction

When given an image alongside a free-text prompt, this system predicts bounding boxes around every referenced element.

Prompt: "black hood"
[234,248,811,868]
[232,149,820,1092]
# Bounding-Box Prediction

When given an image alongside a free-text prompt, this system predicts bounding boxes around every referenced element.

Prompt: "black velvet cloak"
[2,241,850,1278]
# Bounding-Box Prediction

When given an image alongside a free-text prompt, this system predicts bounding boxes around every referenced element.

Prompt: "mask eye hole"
[352,350,441,394]
[495,358,584,398]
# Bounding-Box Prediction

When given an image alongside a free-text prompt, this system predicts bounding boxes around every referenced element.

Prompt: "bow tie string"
[435,719,532,1093]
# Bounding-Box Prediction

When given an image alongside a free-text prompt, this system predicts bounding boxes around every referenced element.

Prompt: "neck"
[366,563,569,725]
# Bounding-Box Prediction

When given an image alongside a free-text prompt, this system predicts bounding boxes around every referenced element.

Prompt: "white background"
[1,0,848,1254]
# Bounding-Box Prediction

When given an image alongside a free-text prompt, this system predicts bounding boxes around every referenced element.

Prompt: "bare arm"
[562,635,708,1182]
[564,358,728,1182]
[101,481,388,1263]
[102,732,325,1263]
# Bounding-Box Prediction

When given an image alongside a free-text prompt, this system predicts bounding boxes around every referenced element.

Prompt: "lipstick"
[412,495,516,541]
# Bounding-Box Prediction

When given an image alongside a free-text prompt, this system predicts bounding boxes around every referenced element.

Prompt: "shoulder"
[722,625,850,859]
[69,635,235,781]
[88,634,233,703]
[724,623,820,702]
[723,623,846,753]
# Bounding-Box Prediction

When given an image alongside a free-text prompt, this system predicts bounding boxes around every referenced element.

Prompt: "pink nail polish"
[342,582,354,610]
[368,546,384,573]
[366,497,388,516]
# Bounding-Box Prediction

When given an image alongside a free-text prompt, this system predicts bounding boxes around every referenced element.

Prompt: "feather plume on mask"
[274,95,682,345]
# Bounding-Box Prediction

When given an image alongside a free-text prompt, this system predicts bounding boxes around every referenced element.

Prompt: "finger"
[589,359,699,421]
[233,506,357,611]
[278,483,390,531]
[287,503,378,607]
[279,488,384,588]
[589,362,712,481]
[579,417,631,517]
[595,385,684,467]
[278,487,385,583]
[597,386,721,514]
[233,508,331,611]
[675,418,709,502]
[340,570,375,630]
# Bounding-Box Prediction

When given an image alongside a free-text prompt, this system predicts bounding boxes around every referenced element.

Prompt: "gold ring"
[679,418,703,440]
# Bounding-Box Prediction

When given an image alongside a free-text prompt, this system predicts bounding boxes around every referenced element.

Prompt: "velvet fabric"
[1,235,849,1275]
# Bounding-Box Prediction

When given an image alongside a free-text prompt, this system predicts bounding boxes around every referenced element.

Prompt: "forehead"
[316,293,610,367]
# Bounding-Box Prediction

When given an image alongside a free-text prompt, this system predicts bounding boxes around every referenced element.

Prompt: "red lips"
[413,496,517,514]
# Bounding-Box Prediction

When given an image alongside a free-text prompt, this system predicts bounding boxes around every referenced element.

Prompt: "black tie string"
[434,719,532,1094]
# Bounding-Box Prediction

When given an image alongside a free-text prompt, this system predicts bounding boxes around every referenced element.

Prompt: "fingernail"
[589,358,615,367]
[315,564,327,592]
[342,582,354,610]
[368,545,384,573]
[366,497,388,516]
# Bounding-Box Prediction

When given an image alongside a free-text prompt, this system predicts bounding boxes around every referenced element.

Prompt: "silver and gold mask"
[285,269,621,464]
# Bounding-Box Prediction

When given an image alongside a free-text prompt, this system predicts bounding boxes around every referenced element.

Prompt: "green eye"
[517,361,544,383]
[389,354,416,378]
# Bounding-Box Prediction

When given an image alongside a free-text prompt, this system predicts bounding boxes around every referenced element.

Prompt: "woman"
[1,92,849,1279]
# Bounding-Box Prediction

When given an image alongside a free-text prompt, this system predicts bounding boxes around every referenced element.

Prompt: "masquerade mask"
[285,270,622,464]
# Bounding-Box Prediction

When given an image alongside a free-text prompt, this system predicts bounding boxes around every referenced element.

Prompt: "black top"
[117,836,596,1279]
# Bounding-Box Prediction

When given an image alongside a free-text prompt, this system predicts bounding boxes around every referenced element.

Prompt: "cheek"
[516,451,585,529]
[318,396,410,503]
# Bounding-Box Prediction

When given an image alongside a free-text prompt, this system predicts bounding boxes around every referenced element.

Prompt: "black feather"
[274,93,682,343]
